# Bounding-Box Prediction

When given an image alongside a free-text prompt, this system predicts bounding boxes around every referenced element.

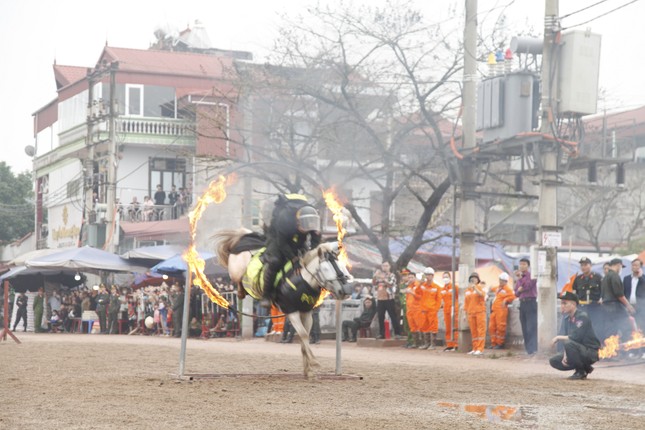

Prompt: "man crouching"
[550,292,601,380]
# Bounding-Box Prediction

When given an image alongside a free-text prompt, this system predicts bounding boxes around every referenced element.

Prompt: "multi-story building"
[31,27,255,253]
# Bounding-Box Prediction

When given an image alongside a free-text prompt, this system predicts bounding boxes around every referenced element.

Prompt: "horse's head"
[302,242,352,300]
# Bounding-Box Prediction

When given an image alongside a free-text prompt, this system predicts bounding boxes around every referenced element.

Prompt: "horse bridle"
[304,251,348,289]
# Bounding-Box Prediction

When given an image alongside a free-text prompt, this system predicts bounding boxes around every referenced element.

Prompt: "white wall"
[35,122,59,157]
[58,90,88,134]
[0,233,35,263]
[117,146,158,205]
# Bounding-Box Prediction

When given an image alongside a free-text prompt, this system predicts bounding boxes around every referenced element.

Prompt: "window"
[66,178,82,199]
[125,85,143,116]
[148,157,187,195]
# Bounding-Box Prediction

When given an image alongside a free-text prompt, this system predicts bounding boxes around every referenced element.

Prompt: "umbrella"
[150,252,227,277]
[26,246,148,273]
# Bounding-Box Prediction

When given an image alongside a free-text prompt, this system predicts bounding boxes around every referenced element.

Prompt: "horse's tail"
[211,228,252,266]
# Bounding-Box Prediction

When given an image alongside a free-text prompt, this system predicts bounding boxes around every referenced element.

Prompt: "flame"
[599,335,620,359]
[183,175,232,309]
[599,330,645,359]
[622,330,645,351]
[323,189,351,269]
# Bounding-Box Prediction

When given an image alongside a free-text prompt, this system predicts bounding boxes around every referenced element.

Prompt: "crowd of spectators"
[112,184,192,222]
[7,278,239,338]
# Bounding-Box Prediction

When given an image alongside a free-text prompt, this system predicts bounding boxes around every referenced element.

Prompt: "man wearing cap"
[601,258,635,344]
[570,257,603,333]
[514,258,538,355]
[550,292,601,380]
[488,272,516,350]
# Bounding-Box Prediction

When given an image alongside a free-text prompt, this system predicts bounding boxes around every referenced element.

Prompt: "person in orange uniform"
[465,272,486,355]
[440,272,459,352]
[488,272,516,350]
[270,304,284,334]
[419,267,442,349]
[402,271,423,348]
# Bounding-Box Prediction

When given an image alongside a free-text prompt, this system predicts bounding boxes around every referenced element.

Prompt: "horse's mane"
[211,228,253,266]
[301,241,338,265]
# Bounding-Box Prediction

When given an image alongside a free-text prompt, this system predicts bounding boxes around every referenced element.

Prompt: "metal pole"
[178,272,192,377]
[450,185,457,343]
[335,299,342,375]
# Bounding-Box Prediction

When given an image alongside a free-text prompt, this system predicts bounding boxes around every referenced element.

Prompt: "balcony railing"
[117,204,187,222]
[116,117,192,137]
[91,203,189,223]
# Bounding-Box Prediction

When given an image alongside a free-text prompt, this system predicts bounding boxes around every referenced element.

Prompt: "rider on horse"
[261,193,322,305]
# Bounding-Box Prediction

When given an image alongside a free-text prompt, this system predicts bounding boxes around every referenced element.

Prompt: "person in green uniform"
[108,287,120,334]
[32,288,45,332]
[96,284,110,334]
[171,284,184,337]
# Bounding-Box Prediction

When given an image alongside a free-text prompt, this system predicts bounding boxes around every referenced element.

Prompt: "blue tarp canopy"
[150,251,227,277]
[387,227,517,273]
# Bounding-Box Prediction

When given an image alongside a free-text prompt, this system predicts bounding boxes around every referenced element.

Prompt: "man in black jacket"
[549,292,601,380]
[601,258,635,343]
[342,297,376,342]
[13,292,28,332]
[261,194,321,307]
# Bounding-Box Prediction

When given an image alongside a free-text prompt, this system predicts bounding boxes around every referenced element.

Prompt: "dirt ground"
[1,333,644,429]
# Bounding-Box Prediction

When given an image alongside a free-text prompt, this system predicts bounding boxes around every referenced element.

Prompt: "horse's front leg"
[287,311,319,379]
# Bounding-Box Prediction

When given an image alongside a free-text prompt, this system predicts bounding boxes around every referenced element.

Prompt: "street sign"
[541,231,561,247]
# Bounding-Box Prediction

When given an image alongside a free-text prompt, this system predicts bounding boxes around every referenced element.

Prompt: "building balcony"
[113,117,195,147]
[116,203,187,223]
[92,203,188,223]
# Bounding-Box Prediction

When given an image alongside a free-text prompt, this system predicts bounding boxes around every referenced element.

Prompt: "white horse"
[213,228,351,378]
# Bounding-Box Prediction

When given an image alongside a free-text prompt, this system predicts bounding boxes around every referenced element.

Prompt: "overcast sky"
[1,0,644,174]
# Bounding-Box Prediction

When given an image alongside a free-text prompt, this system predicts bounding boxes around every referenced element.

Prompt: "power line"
[562,0,641,30]
[560,0,611,19]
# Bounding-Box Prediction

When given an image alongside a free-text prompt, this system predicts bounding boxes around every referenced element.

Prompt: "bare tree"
[200,1,518,271]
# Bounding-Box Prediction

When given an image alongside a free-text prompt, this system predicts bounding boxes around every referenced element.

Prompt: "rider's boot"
[261,263,278,308]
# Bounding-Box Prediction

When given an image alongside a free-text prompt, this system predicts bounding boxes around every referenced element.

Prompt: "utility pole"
[458,0,478,352]
[105,62,119,253]
[537,0,560,351]
[83,69,97,247]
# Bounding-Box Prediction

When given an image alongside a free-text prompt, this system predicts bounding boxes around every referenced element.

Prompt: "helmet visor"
[296,207,321,233]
